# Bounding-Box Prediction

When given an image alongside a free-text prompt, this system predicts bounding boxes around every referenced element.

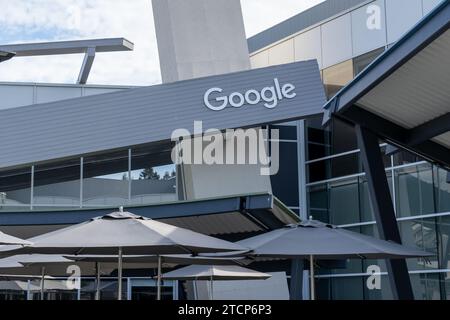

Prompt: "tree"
[139,168,160,180]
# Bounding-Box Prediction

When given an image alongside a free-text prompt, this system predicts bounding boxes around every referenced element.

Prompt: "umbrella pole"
[209,275,214,300]
[118,247,123,301]
[157,255,162,300]
[95,262,101,301]
[40,266,46,301]
[193,279,198,300]
[309,255,315,301]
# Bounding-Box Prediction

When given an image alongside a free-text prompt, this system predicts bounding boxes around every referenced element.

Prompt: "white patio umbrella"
[160,264,272,300]
[0,231,31,246]
[235,219,434,300]
[0,209,248,300]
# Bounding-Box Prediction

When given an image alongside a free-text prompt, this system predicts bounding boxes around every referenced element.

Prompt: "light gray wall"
[0,83,131,111]
[250,0,444,70]
[152,0,251,83]
[0,61,325,171]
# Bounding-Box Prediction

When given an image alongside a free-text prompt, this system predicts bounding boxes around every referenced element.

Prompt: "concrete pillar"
[152,0,271,201]
[152,0,251,83]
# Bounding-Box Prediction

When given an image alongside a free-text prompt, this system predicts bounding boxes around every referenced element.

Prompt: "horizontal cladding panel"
[0,61,325,169]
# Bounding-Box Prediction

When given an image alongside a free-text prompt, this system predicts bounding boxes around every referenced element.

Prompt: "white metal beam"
[0,38,134,57]
[77,47,96,85]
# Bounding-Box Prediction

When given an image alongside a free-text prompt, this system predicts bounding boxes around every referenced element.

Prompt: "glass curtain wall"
[304,43,450,300]
[0,167,31,211]
[0,146,177,211]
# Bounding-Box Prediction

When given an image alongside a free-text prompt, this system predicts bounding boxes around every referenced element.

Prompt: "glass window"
[332,226,363,275]
[361,224,388,273]
[359,177,376,223]
[330,153,361,179]
[331,118,358,154]
[307,161,330,183]
[359,172,393,223]
[316,277,332,300]
[0,282,27,300]
[351,0,387,56]
[394,163,435,217]
[443,271,450,300]
[435,168,450,213]
[363,275,393,300]
[321,14,353,68]
[33,159,81,209]
[436,215,450,270]
[130,145,177,205]
[410,273,442,300]
[392,150,420,166]
[308,184,329,223]
[82,280,127,300]
[353,47,385,76]
[329,178,360,225]
[268,124,297,141]
[322,60,354,99]
[29,279,78,300]
[306,117,331,161]
[270,142,299,207]
[0,167,31,211]
[331,277,364,300]
[399,218,439,271]
[83,150,130,208]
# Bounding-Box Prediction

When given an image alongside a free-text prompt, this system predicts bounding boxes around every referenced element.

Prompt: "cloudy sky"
[0,0,324,86]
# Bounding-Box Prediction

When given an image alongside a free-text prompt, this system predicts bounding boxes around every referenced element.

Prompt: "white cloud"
[0,0,324,86]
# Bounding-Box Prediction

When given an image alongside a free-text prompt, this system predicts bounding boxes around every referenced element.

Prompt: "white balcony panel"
[386,0,423,44]
[268,39,295,66]
[0,85,34,110]
[250,50,270,69]
[294,27,323,69]
[321,13,353,68]
[423,0,444,15]
[36,86,82,104]
[351,0,387,56]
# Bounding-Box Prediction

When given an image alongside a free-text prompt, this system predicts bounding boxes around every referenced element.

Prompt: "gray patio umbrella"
[235,219,433,300]
[0,231,31,246]
[65,254,246,300]
[160,264,272,300]
[0,209,247,300]
[0,255,73,300]
[63,254,246,300]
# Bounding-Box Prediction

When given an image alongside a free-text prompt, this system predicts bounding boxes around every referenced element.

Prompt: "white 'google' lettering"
[204,78,296,111]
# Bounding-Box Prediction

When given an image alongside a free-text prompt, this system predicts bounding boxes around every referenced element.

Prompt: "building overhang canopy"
[0,193,299,238]
[323,1,450,170]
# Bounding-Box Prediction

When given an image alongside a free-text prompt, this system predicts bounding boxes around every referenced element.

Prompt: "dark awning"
[0,193,299,238]
[323,1,450,170]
